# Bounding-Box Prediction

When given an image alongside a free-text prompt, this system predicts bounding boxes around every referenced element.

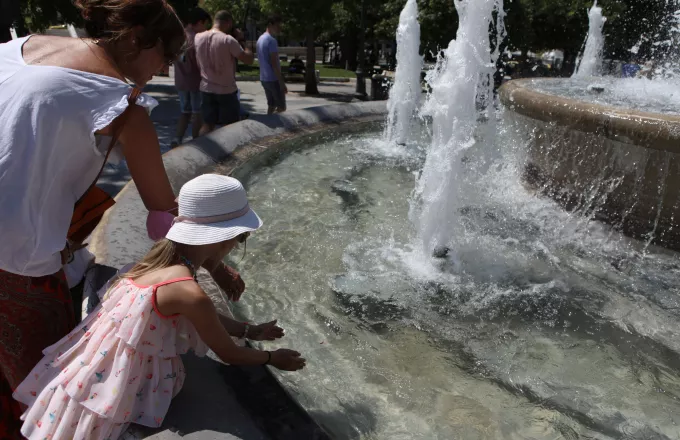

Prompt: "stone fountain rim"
[499,78,680,154]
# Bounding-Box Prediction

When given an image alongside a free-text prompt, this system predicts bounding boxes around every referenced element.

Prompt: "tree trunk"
[562,49,577,77]
[305,29,319,95]
[0,0,19,43]
[340,32,358,72]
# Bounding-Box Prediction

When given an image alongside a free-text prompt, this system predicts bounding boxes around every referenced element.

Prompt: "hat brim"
[165,208,263,245]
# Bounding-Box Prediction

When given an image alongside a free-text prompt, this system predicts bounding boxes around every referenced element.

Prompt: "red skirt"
[0,269,75,439]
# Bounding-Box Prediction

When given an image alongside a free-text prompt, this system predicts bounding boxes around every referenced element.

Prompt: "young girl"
[12,174,305,439]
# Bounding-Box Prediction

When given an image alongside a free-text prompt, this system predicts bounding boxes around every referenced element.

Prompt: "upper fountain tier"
[501,78,680,153]
[530,77,680,116]
[500,77,680,251]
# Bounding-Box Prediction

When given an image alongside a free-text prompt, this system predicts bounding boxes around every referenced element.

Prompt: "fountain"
[573,1,606,78]
[500,5,680,250]
[91,0,680,438]
[385,0,422,145]
[225,2,680,438]
[220,2,680,437]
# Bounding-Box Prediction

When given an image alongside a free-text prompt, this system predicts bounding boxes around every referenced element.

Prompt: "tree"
[503,0,673,74]
[0,0,20,43]
[604,0,676,63]
[331,0,457,68]
[505,0,605,67]
[259,0,334,94]
[167,0,200,23]
[0,0,81,42]
[0,0,197,44]
[202,0,255,26]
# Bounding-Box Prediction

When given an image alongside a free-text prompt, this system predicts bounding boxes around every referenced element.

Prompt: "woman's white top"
[0,36,157,277]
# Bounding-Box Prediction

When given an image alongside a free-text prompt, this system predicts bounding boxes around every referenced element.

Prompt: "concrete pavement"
[98,73,364,197]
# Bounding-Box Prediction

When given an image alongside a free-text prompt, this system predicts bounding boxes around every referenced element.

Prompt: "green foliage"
[167,0,199,24]
[506,0,621,57]
[505,0,673,62]
[9,0,675,68]
[259,0,334,39]
[413,0,457,56]
[10,0,195,34]
[15,0,81,32]
[258,0,335,93]
[202,0,255,26]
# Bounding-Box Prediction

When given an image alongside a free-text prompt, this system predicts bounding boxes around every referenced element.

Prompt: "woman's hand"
[269,349,306,371]
[248,320,284,341]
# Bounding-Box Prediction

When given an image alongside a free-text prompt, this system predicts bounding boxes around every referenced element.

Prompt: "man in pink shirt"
[195,10,254,134]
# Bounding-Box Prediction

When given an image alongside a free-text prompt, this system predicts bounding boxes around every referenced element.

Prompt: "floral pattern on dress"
[13,278,207,439]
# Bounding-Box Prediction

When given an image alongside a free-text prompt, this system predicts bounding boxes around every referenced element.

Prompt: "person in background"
[0,1,247,436]
[622,60,641,78]
[257,15,287,114]
[12,174,306,439]
[173,7,210,147]
[195,10,254,134]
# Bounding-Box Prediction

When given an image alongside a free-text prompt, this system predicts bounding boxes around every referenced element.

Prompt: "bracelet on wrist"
[241,322,250,339]
[264,350,271,365]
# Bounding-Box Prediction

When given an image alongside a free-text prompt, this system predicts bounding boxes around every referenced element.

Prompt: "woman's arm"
[119,105,177,212]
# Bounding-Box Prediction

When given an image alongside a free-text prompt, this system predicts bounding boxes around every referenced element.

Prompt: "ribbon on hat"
[173,203,250,225]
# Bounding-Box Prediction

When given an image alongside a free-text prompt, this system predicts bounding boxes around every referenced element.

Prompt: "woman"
[0,1,243,437]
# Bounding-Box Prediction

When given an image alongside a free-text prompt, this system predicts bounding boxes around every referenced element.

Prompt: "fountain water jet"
[413,0,505,260]
[573,1,606,78]
[385,0,422,145]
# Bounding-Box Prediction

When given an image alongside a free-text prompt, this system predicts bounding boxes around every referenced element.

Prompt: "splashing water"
[413,0,505,260]
[385,0,422,145]
[574,1,607,78]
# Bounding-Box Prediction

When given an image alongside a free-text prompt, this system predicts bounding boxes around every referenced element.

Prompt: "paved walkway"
[99,73,362,196]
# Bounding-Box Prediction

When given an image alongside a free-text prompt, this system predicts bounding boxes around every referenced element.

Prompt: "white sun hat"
[166,174,263,245]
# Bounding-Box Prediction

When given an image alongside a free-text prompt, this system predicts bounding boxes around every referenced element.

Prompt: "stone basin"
[499,78,680,250]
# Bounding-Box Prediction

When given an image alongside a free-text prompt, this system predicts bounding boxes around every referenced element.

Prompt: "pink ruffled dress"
[13,277,208,440]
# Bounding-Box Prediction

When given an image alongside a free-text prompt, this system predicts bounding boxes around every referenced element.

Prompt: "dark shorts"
[261,81,286,110]
[202,91,240,126]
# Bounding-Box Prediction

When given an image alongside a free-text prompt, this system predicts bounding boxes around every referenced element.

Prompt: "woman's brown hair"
[74,0,186,63]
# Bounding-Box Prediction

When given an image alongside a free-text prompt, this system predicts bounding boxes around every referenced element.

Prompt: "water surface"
[228,125,680,440]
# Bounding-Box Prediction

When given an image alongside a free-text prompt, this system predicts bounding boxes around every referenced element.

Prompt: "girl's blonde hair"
[104,238,178,298]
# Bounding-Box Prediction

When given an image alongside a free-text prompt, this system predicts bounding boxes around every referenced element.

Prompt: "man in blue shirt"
[257,15,287,114]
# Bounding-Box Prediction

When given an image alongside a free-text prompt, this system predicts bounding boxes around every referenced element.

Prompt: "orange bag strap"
[75,87,143,206]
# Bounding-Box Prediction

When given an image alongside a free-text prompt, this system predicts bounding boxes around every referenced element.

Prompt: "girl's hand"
[269,349,306,371]
[248,320,284,341]
[209,263,246,301]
